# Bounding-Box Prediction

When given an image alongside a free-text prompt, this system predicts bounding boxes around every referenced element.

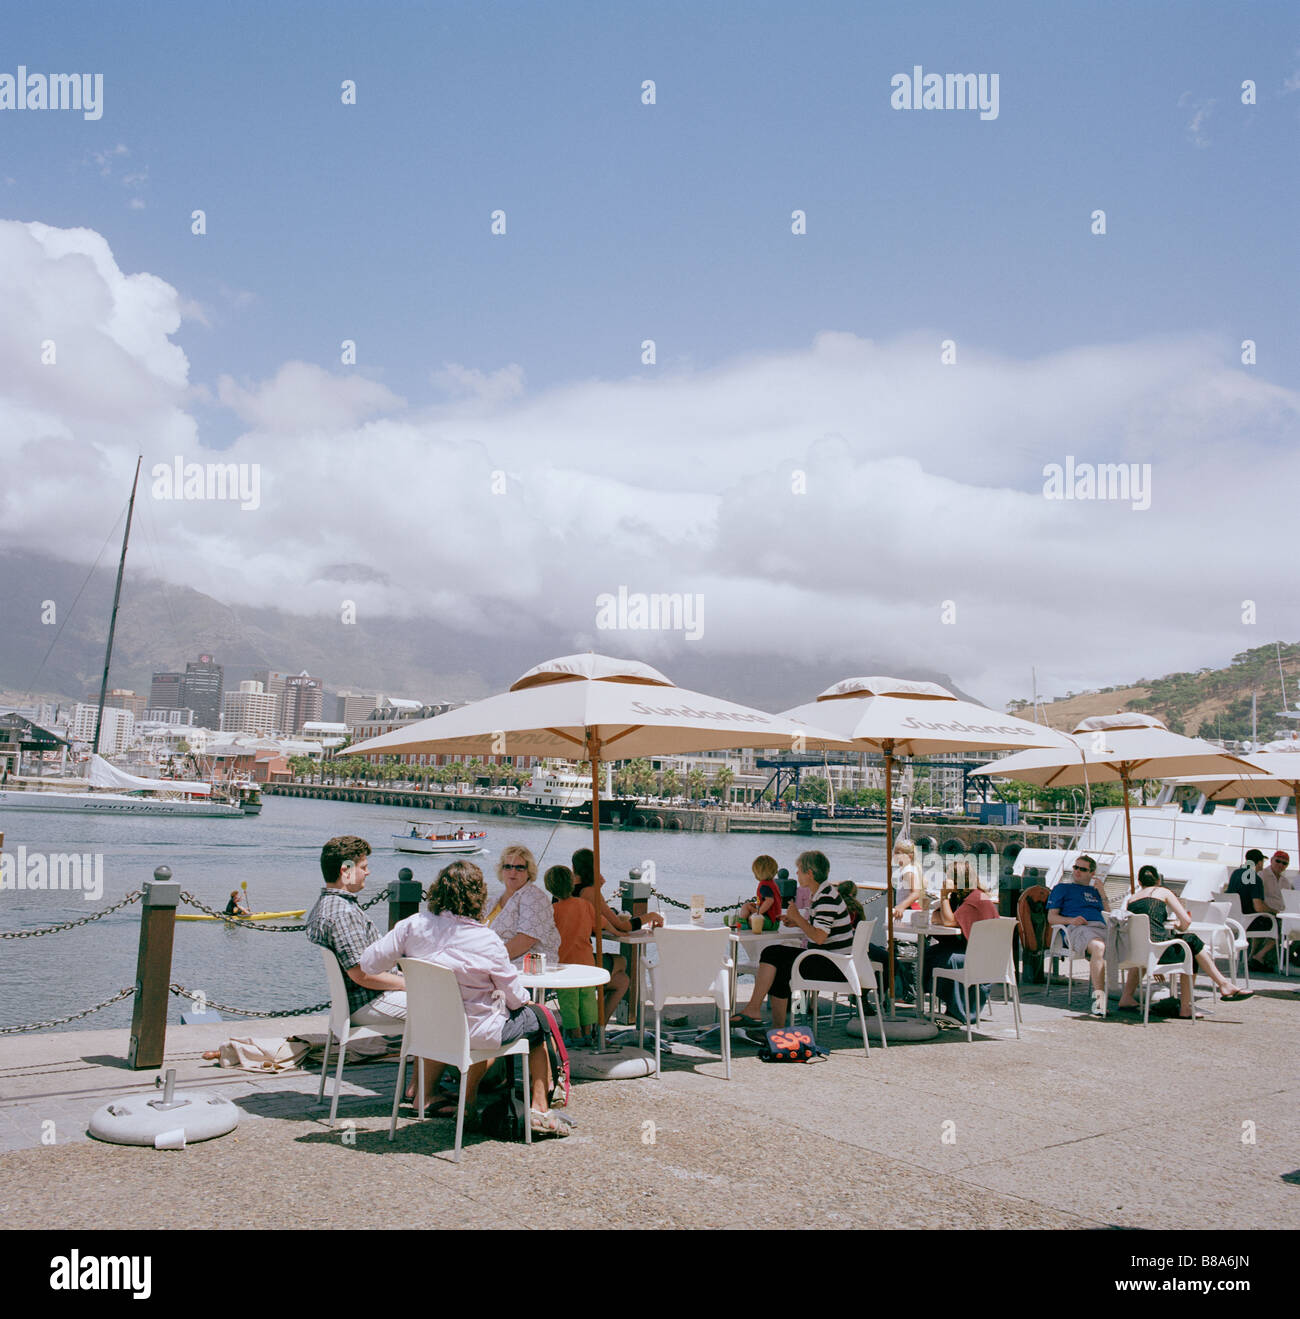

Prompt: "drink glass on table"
[690,894,705,923]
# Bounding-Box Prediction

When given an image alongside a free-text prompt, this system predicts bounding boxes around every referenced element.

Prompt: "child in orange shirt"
[545,865,599,1045]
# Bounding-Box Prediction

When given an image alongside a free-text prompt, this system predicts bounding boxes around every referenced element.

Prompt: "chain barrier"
[646,887,742,915]
[177,890,306,932]
[169,983,328,1018]
[0,986,135,1035]
[0,890,143,940]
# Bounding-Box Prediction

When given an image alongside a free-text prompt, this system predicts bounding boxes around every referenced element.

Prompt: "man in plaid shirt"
[306,835,407,1027]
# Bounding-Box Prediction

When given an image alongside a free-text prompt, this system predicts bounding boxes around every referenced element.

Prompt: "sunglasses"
[501,863,529,871]
[1071,864,1092,872]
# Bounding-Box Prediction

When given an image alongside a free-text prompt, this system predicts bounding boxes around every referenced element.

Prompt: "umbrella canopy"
[780,677,1074,990]
[971,712,1260,889]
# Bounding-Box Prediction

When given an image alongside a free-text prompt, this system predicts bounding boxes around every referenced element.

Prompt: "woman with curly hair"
[360,859,569,1136]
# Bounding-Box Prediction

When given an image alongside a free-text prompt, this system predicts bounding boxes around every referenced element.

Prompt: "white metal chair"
[637,928,733,1080]
[930,917,1021,1042]
[316,947,393,1128]
[1220,892,1279,969]
[1044,923,1083,1004]
[1114,913,1196,1027]
[789,919,886,1059]
[388,957,532,1162]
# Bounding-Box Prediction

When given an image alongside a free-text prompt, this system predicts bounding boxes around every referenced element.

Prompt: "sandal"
[529,1108,571,1138]
[1219,988,1254,1001]
[729,1013,765,1029]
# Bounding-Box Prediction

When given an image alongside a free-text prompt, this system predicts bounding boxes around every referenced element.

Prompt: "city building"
[90,689,147,720]
[222,681,281,737]
[282,672,323,734]
[299,720,350,750]
[143,708,195,726]
[183,655,224,729]
[251,670,291,732]
[149,672,184,710]
[71,703,134,756]
[336,690,384,728]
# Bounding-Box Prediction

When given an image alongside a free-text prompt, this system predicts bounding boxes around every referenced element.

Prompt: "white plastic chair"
[1281,891,1300,975]
[1185,900,1249,987]
[316,947,391,1128]
[930,917,1021,1042]
[1115,913,1196,1027]
[1044,923,1083,1004]
[1220,891,1279,968]
[388,957,532,1162]
[789,919,886,1059]
[637,928,733,1079]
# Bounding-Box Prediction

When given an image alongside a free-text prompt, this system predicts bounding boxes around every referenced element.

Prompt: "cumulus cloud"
[216,362,405,432]
[2,220,1298,708]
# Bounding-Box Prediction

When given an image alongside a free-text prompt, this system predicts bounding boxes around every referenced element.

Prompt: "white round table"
[518,962,610,1004]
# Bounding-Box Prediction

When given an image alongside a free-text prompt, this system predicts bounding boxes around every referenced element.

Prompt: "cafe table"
[892,916,961,1017]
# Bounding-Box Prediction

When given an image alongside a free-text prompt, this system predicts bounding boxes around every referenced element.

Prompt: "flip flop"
[729,1014,765,1029]
[1219,988,1255,1001]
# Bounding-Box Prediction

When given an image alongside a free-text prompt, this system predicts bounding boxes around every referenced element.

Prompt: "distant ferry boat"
[518,764,633,825]
[394,821,487,855]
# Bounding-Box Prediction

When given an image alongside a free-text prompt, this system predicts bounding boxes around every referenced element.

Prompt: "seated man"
[1047,854,1110,1017]
[1260,850,1292,913]
[1228,848,1277,970]
[305,835,406,1029]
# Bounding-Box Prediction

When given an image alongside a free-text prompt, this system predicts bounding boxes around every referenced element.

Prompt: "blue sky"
[2,2,1298,707]
[7,0,1297,422]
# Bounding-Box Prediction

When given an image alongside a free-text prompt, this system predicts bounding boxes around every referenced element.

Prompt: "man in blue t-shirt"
[1047,854,1111,1017]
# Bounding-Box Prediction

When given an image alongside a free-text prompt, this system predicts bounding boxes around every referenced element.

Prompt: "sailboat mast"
[92,456,143,757]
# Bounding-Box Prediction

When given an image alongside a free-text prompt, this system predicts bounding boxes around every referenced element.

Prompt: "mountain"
[1010,643,1300,741]
[0,550,973,714]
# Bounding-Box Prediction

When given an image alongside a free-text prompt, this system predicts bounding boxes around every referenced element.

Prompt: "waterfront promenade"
[2,973,1296,1230]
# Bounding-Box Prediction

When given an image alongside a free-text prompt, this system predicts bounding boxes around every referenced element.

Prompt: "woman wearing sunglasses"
[487,843,561,966]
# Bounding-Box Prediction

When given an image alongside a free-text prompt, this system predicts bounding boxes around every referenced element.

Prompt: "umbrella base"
[846,1016,939,1043]
[569,1044,656,1080]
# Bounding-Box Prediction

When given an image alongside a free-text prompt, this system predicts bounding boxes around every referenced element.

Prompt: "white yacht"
[519,762,630,824]
[0,755,244,817]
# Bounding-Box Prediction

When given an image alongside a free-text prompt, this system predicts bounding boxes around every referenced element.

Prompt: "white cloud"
[432,361,525,406]
[2,220,1298,709]
[216,362,405,432]
[1177,92,1215,147]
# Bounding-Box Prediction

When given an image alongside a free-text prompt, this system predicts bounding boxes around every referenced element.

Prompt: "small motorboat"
[394,821,487,855]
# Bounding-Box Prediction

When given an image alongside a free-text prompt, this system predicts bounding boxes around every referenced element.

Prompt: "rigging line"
[135,492,185,652]
[18,504,128,708]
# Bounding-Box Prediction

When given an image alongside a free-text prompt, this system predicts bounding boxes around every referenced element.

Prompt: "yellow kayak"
[176,909,306,922]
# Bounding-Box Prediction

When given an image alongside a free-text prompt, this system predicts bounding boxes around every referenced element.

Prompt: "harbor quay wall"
[261,785,1065,860]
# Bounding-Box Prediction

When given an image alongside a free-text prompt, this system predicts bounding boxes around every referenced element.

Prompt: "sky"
[2,1,1298,709]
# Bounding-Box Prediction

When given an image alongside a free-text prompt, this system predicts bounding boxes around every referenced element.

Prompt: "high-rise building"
[282,672,323,734]
[149,672,184,710]
[251,670,290,732]
[72,703,134,755]
[222,681,281,736]
[336,690,384,728]
[98,689,147,719]
[182,655,224,729]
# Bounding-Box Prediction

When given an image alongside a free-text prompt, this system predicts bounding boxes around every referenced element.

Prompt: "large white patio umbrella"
[350,653,852,1054]
[780,677,1075,998]
[972,713,1261,892]
[1169,750,1300,867]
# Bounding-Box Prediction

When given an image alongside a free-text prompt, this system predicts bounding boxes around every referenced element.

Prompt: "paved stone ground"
[1,974,1297,1230]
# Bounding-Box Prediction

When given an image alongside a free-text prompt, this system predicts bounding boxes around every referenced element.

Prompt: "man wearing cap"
[1227,849,1277,971]
[1260,850,1293,913]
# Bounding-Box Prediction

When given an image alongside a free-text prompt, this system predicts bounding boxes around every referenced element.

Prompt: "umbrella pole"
[589,734,608,1051]
[1121,769,1137,894]
[885,750,895,1009]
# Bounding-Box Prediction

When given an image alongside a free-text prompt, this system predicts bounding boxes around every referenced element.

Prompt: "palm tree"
[712,765,735,804]
[660,768,681,799]
[685,768,707,801]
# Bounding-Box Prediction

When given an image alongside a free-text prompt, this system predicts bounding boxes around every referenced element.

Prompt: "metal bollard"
[387,868,422,928]
[621,878,652,1020]
[128,867,180,1070]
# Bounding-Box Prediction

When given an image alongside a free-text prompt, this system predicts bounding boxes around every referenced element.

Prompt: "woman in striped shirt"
[731,850,854,1029]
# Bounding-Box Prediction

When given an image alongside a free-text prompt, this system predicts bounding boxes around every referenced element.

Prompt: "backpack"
[1017,886,1051,953]
[757,1024,828,1063]
[478,1085,528,1141]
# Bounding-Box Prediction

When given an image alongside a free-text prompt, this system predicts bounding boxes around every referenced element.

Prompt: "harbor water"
[0,796,891,1034]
